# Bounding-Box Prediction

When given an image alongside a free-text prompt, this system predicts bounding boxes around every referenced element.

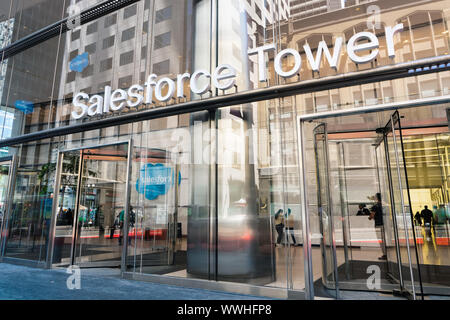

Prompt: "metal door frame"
[374,132,406,292]
[379,111,423,299]
[0,155,18,259]
[49,140,132,270]
[374,138,403,276]
[313,123,340,298]
[297,118,314,300]
[296,101,434,300]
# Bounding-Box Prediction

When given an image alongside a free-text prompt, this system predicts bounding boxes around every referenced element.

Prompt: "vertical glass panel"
[0,160,11,247]
[313,123,338,295]
[216,104,276,286]
[186,111,211,279]
[127,145,178,270]
[52,151,79,266]
[125,112,209,280]
[403,131,450,294]
[280,102,304,292]
[12,0,66,39]
[1,36,62,138]
[328,141,348,285]
[4,145,58,262]
[386,115,422,298]
[376,139,401,282]
[73,143,128,267]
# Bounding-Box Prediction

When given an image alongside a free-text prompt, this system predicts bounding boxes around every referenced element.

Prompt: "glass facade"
[0,0,449,299]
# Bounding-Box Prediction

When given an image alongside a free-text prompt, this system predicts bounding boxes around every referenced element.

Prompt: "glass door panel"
[314,123,340,298]
[411,132,450,294]
[52,151,80,266]
[72,143,129,267]
[375,140,401,281]
[385,112,423,299]
[129,147,178,269]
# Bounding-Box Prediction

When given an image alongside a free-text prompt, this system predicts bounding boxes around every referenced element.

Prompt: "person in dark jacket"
[414,211,422,226]
[421,206,433,225]
[274,209,284,247]
[369,193,387,260]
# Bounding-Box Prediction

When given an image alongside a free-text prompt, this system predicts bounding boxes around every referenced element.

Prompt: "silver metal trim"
[337,142,351,280]
[1,257,47,269]
[46,151,63,268]
[121,139,133,272]
[122,271,298,299]
[209,110,217,280]
[60,140,131,153]
[0,155,16,258]
[78,261,121,268]
[390,115,417,300]
[381,133,405,289]
[297,117,314,300]
[70,150,84,265]
[299,95,450,121]
[323,123,341,299]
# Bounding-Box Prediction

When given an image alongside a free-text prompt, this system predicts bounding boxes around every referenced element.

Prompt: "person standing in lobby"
[369,193,387,260]
[274,209,284,247]
[421,206,434,228]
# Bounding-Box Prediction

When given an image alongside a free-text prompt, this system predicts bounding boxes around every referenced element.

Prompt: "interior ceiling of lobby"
[320,104,448,134]
[317,105,450,189]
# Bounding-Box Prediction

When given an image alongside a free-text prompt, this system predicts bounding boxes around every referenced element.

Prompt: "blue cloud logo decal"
[136,163,181,200]
[15,100,34,114]
[69,52,89,72]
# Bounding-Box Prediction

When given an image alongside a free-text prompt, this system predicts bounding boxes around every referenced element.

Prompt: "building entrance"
[301,104,450,299]
[312,111,423,299]
[51,142,131,268]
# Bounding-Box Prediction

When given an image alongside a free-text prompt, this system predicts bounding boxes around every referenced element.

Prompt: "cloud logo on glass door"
[136,163,181,200]
[69,52,89,72]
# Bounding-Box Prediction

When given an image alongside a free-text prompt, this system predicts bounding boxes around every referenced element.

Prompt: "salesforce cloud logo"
[15,100,34,114]
[69,52,89,73]
[136,163,181,201]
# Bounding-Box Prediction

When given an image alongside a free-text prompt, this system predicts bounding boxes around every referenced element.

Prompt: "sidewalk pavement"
[1,263,448,300]
[0,263,271,300]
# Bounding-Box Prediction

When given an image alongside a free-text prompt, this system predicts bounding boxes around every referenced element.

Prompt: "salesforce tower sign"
[71,24,404,120]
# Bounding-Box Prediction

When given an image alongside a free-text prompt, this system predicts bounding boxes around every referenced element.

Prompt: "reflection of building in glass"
[1,0,450,300]
[290,0,378,20]
[0,0,66,144]
[0,110,13,154]
[0,17,14,47]
[0,17,14,146]
[0,18,14,121]
[217,0,289,91]
[58,0,192,125]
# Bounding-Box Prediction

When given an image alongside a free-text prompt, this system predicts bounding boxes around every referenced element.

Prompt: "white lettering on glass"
[72,24,404,119]
[274,48,302,78]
